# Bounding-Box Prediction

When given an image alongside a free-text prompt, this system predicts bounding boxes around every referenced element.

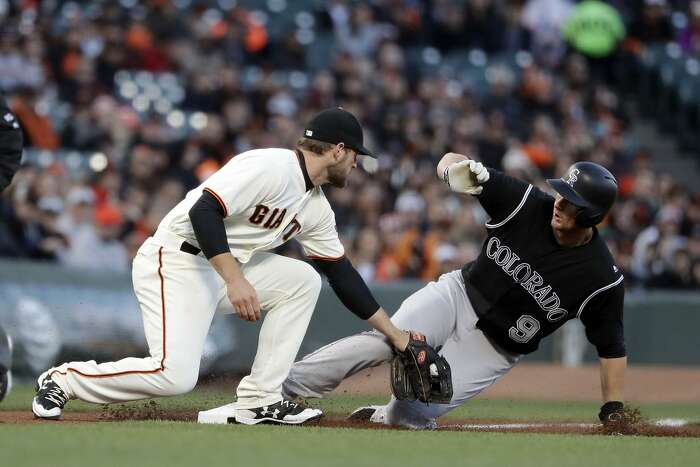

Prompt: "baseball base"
[197,402,237,424]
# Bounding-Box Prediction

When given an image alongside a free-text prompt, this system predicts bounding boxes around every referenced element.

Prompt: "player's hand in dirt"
[226,277,261,322]
[599,401,625,425]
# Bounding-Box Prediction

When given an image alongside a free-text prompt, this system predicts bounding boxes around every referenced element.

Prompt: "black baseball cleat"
[0,367,10,403]
[347,405,386,424]
[32,372,69,420]
[234,399,323,425]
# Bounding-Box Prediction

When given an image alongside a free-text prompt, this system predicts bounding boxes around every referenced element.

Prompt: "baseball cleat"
[234,399,323,426]
[32,372,69,420]
[347,405,386,424]
[0,368,11,402]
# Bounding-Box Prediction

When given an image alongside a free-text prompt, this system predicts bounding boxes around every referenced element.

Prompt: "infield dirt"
[4,363,699,438]
[2,408,699,438]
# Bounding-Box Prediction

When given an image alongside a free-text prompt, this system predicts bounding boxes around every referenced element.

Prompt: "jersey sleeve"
[201,155,282,218]
[478,169,532,228]
[296,191,345,260]
[578,278,626,358]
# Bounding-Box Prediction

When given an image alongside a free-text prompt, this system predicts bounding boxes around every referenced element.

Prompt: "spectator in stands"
[61,203,128,273]
[0,0,696,291]
[647,247,696,289]
[521,0,574,68]
[679,0,700,55]
[628,0,674,45]
[563,0,625,83]
[329,2,393,58]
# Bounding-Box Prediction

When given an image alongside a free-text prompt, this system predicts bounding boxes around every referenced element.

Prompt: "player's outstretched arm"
[598,356,627,423]
[312,256,413,351]
[366,308,413,351]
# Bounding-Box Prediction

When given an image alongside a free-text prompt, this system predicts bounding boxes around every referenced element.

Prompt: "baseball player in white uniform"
[32,108,425,425]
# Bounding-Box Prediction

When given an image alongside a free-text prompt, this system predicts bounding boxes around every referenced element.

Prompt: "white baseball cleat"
[347,405,387,424]
[198,399,323,425]
[32,371,69,420]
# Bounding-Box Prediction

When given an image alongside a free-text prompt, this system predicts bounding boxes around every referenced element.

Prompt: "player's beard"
[327,162,350,188]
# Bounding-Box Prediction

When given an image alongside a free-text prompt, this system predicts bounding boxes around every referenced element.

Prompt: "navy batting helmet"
[546,162,618,228]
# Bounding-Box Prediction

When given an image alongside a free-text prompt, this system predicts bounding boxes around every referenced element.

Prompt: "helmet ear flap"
[575,206,601,227]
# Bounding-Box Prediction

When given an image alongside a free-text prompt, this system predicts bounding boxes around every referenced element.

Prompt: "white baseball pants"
[49,232,321,409]
[283,270,521,428]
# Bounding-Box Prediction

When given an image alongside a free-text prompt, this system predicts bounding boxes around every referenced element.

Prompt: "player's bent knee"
[157,369,199,396]
[296,262,322,296]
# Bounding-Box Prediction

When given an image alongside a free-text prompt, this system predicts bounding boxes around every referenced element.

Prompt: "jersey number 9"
[508,315,540,343]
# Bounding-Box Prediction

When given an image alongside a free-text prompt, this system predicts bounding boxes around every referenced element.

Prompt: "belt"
[180,241,202,256]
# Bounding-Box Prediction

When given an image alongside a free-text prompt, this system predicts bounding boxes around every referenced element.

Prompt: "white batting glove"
[442,160,490,195]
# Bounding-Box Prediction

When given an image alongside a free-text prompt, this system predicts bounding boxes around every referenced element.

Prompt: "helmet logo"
[564,168,580,187]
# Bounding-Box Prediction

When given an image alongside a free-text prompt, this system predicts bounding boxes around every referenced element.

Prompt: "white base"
[197,402,238,424]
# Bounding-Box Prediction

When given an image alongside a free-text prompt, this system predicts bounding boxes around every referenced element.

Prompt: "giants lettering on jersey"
[249,204,287,228]
[248,204,302,241]
[485,237,568,322]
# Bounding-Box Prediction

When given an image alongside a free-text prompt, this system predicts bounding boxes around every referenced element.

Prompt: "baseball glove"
[390,332,453,404]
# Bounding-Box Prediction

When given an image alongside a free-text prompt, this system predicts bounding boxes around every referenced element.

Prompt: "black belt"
[180,241,202,256]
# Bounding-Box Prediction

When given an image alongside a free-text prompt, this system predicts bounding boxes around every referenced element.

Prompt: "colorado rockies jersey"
[157,148,344,263]
[462,171,625,357]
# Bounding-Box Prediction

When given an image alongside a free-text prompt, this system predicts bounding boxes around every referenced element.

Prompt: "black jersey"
[462,170,625,357]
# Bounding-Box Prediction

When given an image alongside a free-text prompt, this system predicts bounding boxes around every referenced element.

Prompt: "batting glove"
[442,160,490,195]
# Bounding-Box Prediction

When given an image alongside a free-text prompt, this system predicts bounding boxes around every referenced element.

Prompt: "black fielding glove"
[390,331,453,404]
[598,401,625,424]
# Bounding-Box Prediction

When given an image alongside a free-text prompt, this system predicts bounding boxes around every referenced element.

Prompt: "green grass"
[2,385,700,467]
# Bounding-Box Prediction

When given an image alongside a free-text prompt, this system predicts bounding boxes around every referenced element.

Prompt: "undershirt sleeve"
[188,191,230,259]
[312,256,380,320]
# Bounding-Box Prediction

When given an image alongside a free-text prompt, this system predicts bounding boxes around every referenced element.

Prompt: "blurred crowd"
[0,0,698,290]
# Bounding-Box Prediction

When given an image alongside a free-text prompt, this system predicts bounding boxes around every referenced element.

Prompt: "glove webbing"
[406,347,428,403]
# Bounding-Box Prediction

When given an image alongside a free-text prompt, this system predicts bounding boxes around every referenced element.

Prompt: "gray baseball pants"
[283,270,521,429]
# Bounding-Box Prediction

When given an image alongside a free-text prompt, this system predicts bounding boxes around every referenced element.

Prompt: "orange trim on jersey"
[307,254,345,262]
[203,187,228,217]
[50,247,168,380]
[157,247,167,368]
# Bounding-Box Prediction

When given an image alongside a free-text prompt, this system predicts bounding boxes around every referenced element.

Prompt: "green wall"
[1,259,698,372]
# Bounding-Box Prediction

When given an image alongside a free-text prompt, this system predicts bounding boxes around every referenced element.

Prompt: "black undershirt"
[188,191,229,259]
[312,256,380,320]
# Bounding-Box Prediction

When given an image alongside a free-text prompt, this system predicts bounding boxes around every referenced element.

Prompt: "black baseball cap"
[303,107,375,158]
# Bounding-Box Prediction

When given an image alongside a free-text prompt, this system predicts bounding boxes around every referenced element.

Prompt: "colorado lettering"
[486,237,568,322]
